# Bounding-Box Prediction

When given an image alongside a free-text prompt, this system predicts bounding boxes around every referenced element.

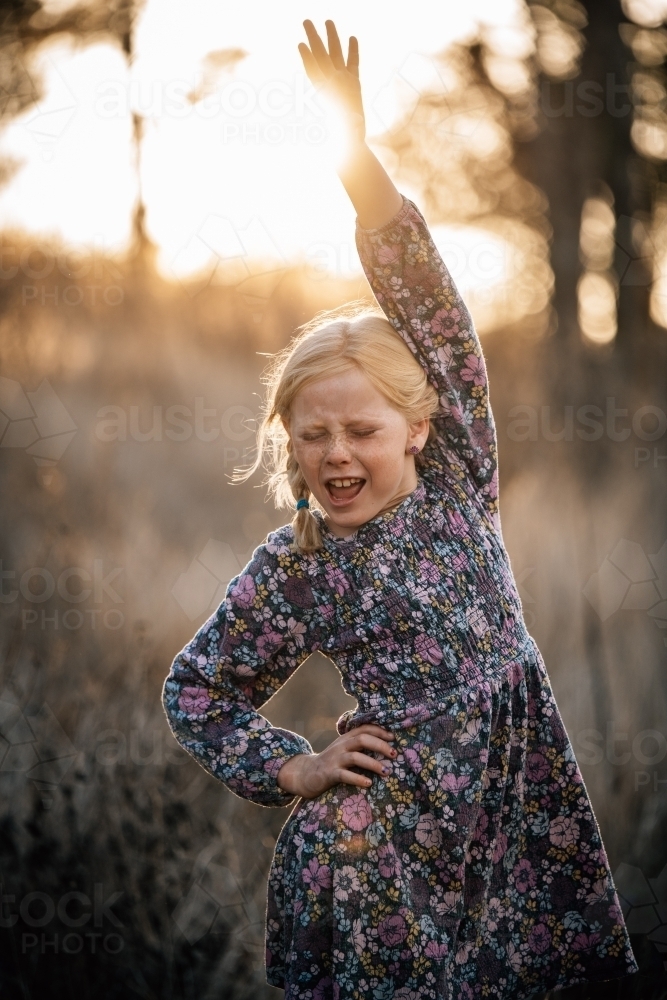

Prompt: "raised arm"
[355,200,499,518]
[299,20,498,519]
[162,535,321,807]
[299,19,402,229]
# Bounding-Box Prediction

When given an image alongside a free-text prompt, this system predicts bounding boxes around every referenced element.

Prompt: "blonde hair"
[239,305,439,553]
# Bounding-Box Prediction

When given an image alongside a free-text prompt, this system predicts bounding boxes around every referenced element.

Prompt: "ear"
[406,417,430,454]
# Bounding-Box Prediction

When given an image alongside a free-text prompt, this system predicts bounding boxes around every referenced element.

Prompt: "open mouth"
[325,477,366,505]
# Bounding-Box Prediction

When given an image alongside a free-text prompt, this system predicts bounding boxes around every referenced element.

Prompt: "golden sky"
[0,0,531,300]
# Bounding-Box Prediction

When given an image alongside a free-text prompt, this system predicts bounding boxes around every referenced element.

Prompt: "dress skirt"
[266,640,638,999]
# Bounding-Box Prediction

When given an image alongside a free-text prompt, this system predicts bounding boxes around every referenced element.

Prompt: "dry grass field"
[0,240,665,998]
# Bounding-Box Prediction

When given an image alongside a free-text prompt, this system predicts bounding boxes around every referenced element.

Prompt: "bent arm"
[162,537,323,807]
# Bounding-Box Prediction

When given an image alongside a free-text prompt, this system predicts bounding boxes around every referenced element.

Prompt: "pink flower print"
[507,941,523,973]
[325,565,349,596]
[333,865,361,902]
[418,559,440,584]
[549,815,580,848]
[403,748,422,774]
[284,576,314,608]
[414,633,443,665]
[424,940,448,960]
[436,344,453,370]
[178,687,210,716]
[460,984,474,1000]
[447,509,467,537]
[377,242,402,265]
[474,810,490,844]
[460,353,486,386]
[352,918,366,956]
[466,606,489,638]
[454,940,474,965]
[302,801,328,834]
[226,731,248,757]
[492,831,508,863]
[415,813,442,849]
[431,307,461,338]
[377,844,399,878]
[263,757,283,777]
[436,891,461,916]
[302,858,332,895]
[256,623,282,658]
[450,400,465,424]
[230,574,255,608]
[509,661,524,688]
[586,879,609,905]
[441,772,471,793]
[528,923,551,954]
[513,859,536,893]
[340,793,373,831]
[451,551,469,572]
[313,978,333,1000]
[572,931,600,952]
[249,716,270,730]
[526,751,550,783]
[378,913,407,947]
[284,617,307,648]
[485,897,504,932]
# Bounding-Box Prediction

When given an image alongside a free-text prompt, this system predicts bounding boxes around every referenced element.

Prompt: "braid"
[285,440,322,553]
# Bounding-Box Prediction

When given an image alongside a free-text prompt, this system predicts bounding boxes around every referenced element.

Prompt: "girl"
[163,20,638,1000]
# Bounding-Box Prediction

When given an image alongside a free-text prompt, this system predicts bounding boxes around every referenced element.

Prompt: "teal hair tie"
[296,498,310,511]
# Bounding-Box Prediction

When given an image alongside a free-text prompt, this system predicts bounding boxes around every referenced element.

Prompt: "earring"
[409,445,420,455]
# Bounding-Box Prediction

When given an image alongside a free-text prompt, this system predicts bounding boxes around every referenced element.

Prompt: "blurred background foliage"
[0,0,666,997]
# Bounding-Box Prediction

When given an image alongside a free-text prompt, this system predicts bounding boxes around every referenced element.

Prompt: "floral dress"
[162,198,638,999]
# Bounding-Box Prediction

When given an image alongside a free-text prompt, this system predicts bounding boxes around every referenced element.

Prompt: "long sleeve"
[355,196,499,523]
[162,531,326,807]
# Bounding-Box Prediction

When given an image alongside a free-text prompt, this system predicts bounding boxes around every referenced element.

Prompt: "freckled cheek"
[293,444,326,481]
[357,443,404,483]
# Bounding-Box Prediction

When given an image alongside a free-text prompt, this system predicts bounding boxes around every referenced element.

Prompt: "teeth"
[330,478,362,488]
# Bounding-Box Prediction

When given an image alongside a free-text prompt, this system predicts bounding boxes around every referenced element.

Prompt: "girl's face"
[288,367,430,537]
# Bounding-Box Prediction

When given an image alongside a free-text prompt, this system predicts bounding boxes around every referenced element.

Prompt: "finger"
[298,43,326,86]
[303,20,333,75]
[325,20,345,70]
[347,734,397,758]
[336,768,374,789]
[353,724,395,740]
[346,35,359,78]
[344,751,393,775]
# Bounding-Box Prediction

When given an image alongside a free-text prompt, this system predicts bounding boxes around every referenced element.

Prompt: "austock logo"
[172,850,262,948]
[583,539,667,643]
[170,214,287,316]
[171,539,254,621]
[0,698,77,808]
[0,376,76,474]
[614,862,667,970]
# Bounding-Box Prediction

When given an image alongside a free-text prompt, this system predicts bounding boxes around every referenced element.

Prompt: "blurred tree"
[521,0,667,382]
[0,0,147,248]
[381,0,667,384]
[0,0,137,127]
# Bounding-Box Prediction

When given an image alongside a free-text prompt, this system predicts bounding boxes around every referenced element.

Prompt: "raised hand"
[276,724,396,799]
[298,19,366,144]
